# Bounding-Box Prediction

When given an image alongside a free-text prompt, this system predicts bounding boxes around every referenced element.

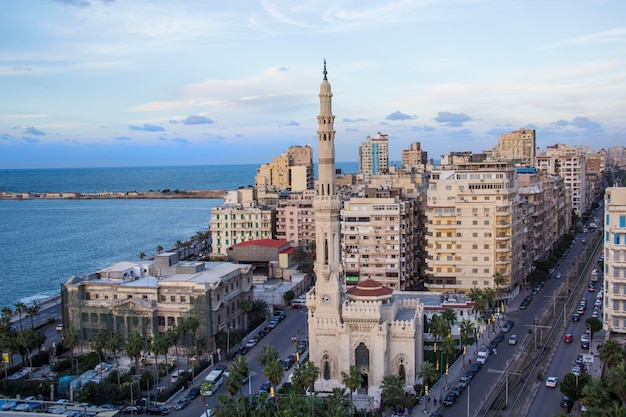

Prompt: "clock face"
[322,295,331,304]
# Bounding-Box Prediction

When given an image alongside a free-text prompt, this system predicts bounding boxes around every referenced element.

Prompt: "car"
[581,340,590,350]
[581,238,586,244]
[469,363,482,373]
[145,405,170,415]
[287,353,297,364]
[556,272,562,279]
[561,396,573,408]
[546,376,558,388]
[121,405,144,414]
[174,398,190,410]
[267,319,279,329]
[273,310,286,321]
[55,323,63,331]
[494,333,504,343]
[259,381,271,394]
[443,392,458,406]
[186,387,200,399]
[508,335,517,345]
[281,359,292,371]
[572,313,581,322]
[458,376,470,388]
[245,339,257,348]
[591,310,599,319]
[257,329,268,338]
[581,333,590,343]
[571,366,582,376]
[563,333,573,343]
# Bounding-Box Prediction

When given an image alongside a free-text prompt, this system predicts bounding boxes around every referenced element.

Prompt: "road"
[444,224,601,417]
[178,307,308,416]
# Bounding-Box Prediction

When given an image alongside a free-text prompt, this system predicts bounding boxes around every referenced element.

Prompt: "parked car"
[186,387,200,399]
[561,396,573,408]
[121,405,144,414]
[174,398,190,410]
[145,405,170,415]
[443,392,458,406]
[572,313,581,322]
[245,339,258,348]
[508,335,517,345]
[259,381,271,394]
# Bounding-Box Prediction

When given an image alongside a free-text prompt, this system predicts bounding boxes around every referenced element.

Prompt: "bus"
[201,369,224,396]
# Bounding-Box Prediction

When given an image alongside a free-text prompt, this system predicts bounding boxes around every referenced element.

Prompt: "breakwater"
[1,189,227,200]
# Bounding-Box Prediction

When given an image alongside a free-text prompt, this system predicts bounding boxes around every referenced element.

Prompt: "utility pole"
[525,318,551,350]
[488,360,522,408]
[544,294,566,318]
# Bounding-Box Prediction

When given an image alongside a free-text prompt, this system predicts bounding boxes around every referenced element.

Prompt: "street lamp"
[248,371,257,396]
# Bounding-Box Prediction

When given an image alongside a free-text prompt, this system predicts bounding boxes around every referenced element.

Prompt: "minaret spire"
[323,58,327,80]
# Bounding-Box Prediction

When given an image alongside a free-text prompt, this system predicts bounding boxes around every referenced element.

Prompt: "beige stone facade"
[61,253,253,352]
[488,128,536,167]
[424,162,523,296]
[401,141,429,171]
[255,145,314,194]
[604,187,626,334]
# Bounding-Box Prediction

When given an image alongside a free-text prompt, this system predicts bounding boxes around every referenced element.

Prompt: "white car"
[556,272,562,279]
[508,335,517,345]
[581,334,590,343]
[572,366,582,376]
[546,376,558,388]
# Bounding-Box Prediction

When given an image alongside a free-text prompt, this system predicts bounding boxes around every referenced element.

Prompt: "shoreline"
[0,189,228,200]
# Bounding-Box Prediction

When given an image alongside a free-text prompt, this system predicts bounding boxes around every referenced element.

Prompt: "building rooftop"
[232,239,289,248]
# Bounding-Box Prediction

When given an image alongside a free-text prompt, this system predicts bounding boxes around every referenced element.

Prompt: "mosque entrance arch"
[355,342,370,390]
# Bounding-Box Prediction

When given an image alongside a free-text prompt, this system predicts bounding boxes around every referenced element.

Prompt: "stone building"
[255,145,314,195]
[306,63,424,408]
[61,252,253,353]
[275,189,316,247]
[603,187,626,334]
[359,132,389,183]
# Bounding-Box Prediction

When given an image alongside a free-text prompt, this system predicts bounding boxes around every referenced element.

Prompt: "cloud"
[549,28,626,48]
[172,138,190,144]
[280,120,300,127]
[129,124,165,132]
[551,117,604,133]
[49,0,113,6]
[1,134,17,142]
[23,137,40,144]
[24,127,46,136]
[385,111,416,121]
[114,136,132,141]
[435,111,473,127]
[343,118,368,123]
[345,127,360,132]
[183,115,215,125]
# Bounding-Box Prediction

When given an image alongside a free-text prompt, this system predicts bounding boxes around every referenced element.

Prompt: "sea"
[0,162,358,308]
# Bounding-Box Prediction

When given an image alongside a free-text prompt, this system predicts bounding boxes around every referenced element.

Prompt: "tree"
[585,318,603,334]
[417,361,438,388]
[283,290,296,304]
[441,336,458,371]
[441,308,457,329]
[106,331,123,385]
[167,326,182,373]
[380,374,404,408]
[263,360,284,411]
[483,288,496,309]
[493,272,507,306]
[341,365,361,415]
[429,314,449,346]
[291,360,319,417]
[258,345,279,368]
[580,378,609,410]
[559,372,591,403]
[606,363,626,405]
[156,245,164,254]
[25,304,40,329]
[61,326,80,361]
[14,301,26,331]
[250,299,270,325]
[460,319,474,346]
[599,339,625,368]
[90,331,108,381]
[139,252,146,260]
[125,332,146,375]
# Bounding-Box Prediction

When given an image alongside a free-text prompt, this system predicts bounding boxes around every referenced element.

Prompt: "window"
[170,296,176,302]
[620,215,626,228]
[614,300,620,311]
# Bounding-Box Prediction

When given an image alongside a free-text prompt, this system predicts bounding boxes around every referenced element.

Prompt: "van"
[477,347,489,364]
[170,369,186,383]
[291,297,306,309]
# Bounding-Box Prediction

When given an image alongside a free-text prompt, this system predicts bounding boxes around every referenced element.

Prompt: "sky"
[1,0,625,169]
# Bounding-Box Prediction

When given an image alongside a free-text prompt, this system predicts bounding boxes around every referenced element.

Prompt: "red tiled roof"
[281,247,297,254]
[232,239,289,248]
[346,279,393,298]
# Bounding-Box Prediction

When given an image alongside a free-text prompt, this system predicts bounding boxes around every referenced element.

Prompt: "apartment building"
[487,128,536,167]
[425,162,523,296]
[61,252,253,352]
[359,132,389,183]
[536,144,588,216]
[255,145,314,193]
[275,189,316,247]
[401,141,429,171]
[341,188,422,289]
[210,203,276,257]
[603,187,626,334]
[518,169,572,274]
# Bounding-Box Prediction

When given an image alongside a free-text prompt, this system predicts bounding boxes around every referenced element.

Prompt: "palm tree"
[61,326,80,360]
[441,337,457,385]
[291,360,319,417]
[483,287,496,309]
[250,299,270,324]
[24,304,40,329]
[14,302,26,331]
[15,328,36,369]
[380,374,404,408]
[90,331,108,381]
[106,331,123,385]
[441,308,457,329]
[417,361,438,388]
[156,244,164,254]
[151,332,170,382]
[125,332,146,375]
[599,339,625,368]
[580,378,609,410]
[468,287,484,321]
[606,363,626,405]
[341,365,362,415]
[493,272,507,309]
[139,251,146,260]
[429,314,450,346]
[167,325,182,373]
[263,360,284,411]
[258,345,279,368]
